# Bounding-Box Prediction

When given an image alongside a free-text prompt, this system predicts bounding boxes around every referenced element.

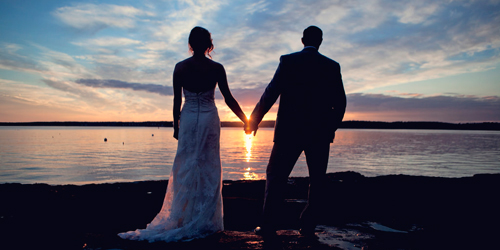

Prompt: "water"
[0,126,499,185]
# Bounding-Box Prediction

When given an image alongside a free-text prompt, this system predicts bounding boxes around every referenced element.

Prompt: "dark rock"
[1,172,499,249]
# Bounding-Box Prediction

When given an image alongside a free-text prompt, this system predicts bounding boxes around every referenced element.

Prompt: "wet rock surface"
[1,171,499,249]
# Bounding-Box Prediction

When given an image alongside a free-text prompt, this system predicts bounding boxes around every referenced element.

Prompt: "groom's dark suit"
[250,46,346,231]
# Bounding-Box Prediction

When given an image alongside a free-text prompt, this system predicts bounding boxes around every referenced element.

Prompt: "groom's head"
[302,26,323,49]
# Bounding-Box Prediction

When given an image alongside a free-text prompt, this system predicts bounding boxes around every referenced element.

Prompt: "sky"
[0,0,499,123]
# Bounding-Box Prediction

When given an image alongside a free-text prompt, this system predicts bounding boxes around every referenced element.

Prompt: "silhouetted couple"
[118,26,346,242]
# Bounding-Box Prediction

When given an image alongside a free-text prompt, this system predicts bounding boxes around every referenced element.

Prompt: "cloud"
[0,43,97,81]
[0,79,106,122]
[346,93,500,122]
[347,93,500,111]
[322,0,500,92]
[0,43,45,74]
[50,0,500,94]
[42,79,110,106]
[0,94,94,122]
[75,79,173,96]
[37,46,96,79]
[37,79,168,121]
[73,37,142,47]
[74,78,267,107]
[222,86,268,106]
[395,2,440,24]
[53,3,154,31]
[0,79,166,122]
[2,0,500,122]
[210,0,499,94]
[151,0,226,50]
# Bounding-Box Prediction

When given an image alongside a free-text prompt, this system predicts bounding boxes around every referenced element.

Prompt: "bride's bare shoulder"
[175,57,224,73]
[208,59,224,71]
[175,57,193,69]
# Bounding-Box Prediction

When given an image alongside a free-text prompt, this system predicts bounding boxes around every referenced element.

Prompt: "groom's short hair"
[302,26,322,46]
[303,26,322,39]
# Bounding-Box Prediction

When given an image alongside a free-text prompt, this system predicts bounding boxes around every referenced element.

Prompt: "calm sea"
[0,126,499,185]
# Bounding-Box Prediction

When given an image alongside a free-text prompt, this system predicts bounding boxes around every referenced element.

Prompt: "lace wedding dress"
[118,88,223,242]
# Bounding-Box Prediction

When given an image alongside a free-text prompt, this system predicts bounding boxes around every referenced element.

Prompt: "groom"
[246,26,346,236]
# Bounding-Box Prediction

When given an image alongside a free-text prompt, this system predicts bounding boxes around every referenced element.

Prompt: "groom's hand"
[173,128,179,140]
[329,130,336,143]
[250,123,258,136]
[246,129,257,136]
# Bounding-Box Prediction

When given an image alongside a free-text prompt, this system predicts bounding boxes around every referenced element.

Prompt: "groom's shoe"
[254,226,277,237]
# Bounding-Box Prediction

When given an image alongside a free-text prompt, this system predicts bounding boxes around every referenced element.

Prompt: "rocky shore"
[1,171,499,249]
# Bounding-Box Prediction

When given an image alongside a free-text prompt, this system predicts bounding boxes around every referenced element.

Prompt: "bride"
[118,27,248,242]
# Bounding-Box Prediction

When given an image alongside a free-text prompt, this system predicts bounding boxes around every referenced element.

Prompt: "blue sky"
[1,0,499,122]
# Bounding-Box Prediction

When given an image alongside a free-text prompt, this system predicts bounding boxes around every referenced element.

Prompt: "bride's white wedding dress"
[118,88,223,242]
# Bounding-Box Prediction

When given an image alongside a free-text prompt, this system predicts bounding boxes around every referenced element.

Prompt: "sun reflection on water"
[243,168,259,180]
[245,134,252,162]
[242,133,259,180]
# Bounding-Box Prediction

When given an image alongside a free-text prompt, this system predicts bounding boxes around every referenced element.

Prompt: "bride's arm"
[172,64,182,139]
[217,64,248,124]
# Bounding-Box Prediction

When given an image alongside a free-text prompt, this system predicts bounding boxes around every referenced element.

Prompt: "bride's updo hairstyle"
[189,26,214,58]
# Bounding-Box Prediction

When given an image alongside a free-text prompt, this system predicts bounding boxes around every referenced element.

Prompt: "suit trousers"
[261,139,330,230]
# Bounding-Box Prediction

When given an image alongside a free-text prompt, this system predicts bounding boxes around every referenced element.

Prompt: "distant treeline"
[0,121,173,127]
[1,121,499,130]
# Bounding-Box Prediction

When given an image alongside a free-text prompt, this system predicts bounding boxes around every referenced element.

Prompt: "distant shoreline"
[1,120,499,130]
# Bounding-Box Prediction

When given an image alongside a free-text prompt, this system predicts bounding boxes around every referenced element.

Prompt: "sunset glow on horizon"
[1,1,499,123]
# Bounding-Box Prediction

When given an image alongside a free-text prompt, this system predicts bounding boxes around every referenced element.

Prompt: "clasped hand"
[244,118,257,136]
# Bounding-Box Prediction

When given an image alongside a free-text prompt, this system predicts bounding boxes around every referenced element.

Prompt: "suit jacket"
[250,47,346,143]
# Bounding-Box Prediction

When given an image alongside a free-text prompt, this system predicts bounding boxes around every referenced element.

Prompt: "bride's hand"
[244,125,252,135]
[244,121,258,136]
[243,118,252,135]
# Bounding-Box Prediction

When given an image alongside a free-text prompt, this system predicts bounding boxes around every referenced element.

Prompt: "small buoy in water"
[152,134,154,137]
[104,138,107,142]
